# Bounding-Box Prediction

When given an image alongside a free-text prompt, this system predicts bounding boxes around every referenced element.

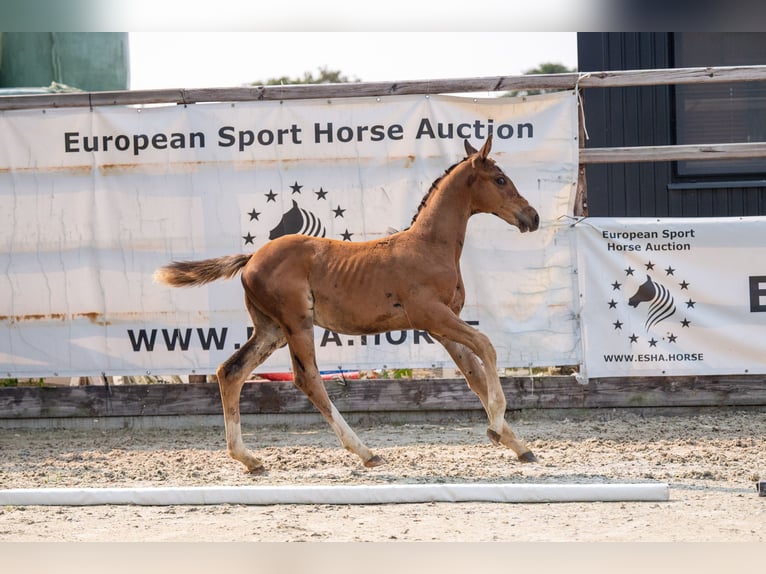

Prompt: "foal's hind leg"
[217,307,285,474]
[435,336,537,462]
[282,322,382,468]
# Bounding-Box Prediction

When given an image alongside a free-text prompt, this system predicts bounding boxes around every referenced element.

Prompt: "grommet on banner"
[556,214,586,228]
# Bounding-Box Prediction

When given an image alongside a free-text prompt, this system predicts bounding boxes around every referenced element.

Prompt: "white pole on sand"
[0,482,669,506]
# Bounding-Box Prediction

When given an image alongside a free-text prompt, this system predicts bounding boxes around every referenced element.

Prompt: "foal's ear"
[464,139,478,156]
[479,133,493,160]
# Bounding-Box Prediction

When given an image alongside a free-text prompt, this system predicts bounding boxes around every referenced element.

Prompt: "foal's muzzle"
[518,208,540,233]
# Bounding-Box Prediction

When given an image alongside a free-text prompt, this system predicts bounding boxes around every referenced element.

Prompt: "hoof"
[486,428,501,446]
[518,451,538,463]
[245,465,267,476]
[364,454,385,468]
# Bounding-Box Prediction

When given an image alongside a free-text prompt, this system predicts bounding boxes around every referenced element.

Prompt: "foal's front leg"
[435,336,537,462]
[415,300,536,461]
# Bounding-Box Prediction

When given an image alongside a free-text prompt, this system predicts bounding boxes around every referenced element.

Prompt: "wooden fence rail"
[1,376,765,420]
[579,142,766,164]
[2,65,766,111]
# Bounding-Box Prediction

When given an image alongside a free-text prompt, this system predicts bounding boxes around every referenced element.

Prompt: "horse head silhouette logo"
[628,275,676,330]
[269,200,327,240]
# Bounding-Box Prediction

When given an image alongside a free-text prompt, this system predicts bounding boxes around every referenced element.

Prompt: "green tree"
[252,66,359,86]
[504,62,576,97]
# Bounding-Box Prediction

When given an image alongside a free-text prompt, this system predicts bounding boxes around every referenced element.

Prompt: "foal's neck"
[406,165,472,256]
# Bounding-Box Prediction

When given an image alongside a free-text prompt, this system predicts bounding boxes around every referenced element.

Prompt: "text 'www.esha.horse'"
[154,136,540,474]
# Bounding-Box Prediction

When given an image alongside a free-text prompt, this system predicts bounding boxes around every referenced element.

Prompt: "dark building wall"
[0,32,129,92]
[577,32,766,218]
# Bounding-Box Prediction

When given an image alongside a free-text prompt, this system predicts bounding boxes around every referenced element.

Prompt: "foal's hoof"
[486,428,502,445]
[517,451,538,463]
[245,464,267,476]
[364,454,385,468]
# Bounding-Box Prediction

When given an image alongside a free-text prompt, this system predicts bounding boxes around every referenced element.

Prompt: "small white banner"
[1,92,579,377]
[576,217,766,378]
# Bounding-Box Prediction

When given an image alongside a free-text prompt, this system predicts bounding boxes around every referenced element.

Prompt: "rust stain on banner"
[98,161,205,175]
[0,312,111,326]
[1,155,421,177]
[0,165,93,176]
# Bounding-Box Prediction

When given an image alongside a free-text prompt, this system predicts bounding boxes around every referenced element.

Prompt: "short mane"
[410,158,465,225]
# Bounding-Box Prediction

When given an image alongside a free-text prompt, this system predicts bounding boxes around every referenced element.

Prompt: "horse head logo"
[269,200,327,240]
[628,275,676,329]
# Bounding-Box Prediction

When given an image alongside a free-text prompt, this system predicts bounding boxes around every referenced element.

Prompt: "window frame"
[671,32,766,182]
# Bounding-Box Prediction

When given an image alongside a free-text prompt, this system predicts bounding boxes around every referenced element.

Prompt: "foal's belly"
[311,298,413,336]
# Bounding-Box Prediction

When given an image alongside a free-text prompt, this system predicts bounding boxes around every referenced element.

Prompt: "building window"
[673,33,766,179]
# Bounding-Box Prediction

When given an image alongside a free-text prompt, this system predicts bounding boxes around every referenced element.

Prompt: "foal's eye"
[495,176,507,185]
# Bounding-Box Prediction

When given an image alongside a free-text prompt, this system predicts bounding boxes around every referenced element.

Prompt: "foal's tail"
[153,254,253,287]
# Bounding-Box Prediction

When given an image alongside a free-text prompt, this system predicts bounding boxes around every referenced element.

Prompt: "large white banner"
[1,92,579,377]
[576,217,766,378]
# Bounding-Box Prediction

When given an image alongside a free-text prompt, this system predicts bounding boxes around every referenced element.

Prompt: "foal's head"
[462,136,539,233]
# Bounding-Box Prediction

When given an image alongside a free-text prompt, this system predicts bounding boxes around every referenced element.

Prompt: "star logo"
[607,259,696,347]
[242,180,358,247]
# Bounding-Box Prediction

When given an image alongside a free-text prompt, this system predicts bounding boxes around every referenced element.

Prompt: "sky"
[128,32,578,91]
